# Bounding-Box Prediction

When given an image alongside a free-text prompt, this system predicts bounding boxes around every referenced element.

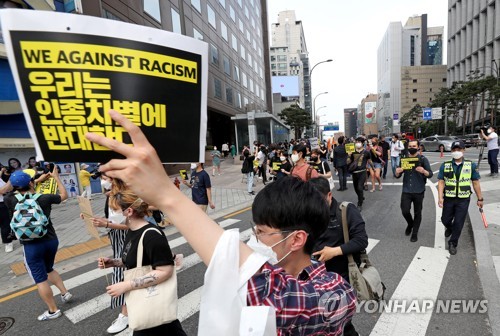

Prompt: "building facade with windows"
[448,0,500,130]
[1,0,278,156]
[377,14,444,134]
[343,108,358,139]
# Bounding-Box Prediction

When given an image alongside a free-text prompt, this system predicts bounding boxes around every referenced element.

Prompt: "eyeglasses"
[250,222,294,241]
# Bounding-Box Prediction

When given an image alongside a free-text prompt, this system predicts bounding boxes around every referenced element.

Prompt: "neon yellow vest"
[443,160,472,198]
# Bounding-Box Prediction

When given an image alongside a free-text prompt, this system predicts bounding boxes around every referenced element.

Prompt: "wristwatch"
[478,198,484,201]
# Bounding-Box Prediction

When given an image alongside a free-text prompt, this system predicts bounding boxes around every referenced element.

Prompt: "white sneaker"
[174,254,184,271]
[61,292,73,303]
[107,313,128,334]
[37,310,62,321]
[5,243,13,253]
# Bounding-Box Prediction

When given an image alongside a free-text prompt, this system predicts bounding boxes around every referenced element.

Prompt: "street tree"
[278,104,312,139]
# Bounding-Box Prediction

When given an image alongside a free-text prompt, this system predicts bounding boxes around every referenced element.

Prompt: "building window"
[223,55,231,76]
[430,78,433,83]
[254,60,258,72]
[413,79,417,83]
[261,88,264,100]
[412,98,417,102]
[443,78,447,82]
[243,96,249,108]
[256,26,261,38]
[220,21,228,41]
[171,8,182,34]
[238,19,244,33]
[234,65,240,82]
[211,44,219,66]
[214,78,222,99]
[236,92,242,108]
[246,29,251,41]
[219,0,225,9]
[191,0,201,13]
[257,47,262,57]
[207,4,216,28]
[412,89,417,93]
[229,6,236,22]
[252,39,256,50]
[251,17,255,29]
[410,35,415,66]
[429,88,432,92]
[248,53,252,67]
[231,34,238,51]
[226,87,233,104]
[144,0,161,22]
[277,55,287,61]
[242,71,248,88]
[103,9,123,21]
[237,0,242,7]
[271,63,276,70]
[244,6,249,19]
[193,27,203,40]
[278,63,287,70]
[249,78,254,93]
[240,45,246,60]
[271,55,276,62]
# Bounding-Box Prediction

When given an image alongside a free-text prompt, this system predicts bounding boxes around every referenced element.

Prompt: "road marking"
[366,238,379,254]
[370,246,450,336]
[430,162,440,166]
[223,206,252,218]
[52,268,113,295]
[427,180,446,250]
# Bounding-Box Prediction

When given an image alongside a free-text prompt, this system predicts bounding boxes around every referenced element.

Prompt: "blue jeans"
[488,149,499,174]
[391,156,400,176]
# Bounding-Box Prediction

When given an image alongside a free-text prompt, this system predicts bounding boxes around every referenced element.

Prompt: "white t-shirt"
[487,132,499,151]
[221,143,229,152]
[390,140,404,157]
[0,179,5,202]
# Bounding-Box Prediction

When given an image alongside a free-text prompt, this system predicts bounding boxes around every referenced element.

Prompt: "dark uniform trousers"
[441,197,470,247]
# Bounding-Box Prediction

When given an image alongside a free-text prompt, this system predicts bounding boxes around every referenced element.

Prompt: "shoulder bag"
[321,161,335,190]
[340,202,386,302]
[124,227,178,330]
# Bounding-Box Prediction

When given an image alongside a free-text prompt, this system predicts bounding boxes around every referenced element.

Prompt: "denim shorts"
[372,162,383,170]
[23,239,59,284]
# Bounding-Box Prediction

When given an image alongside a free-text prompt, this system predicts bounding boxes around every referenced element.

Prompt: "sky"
[267,0,448,132]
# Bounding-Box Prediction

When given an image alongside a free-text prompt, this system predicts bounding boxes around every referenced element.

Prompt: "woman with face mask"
[347,138,372,211]
[98,191,187,335]
[84,175,131,333]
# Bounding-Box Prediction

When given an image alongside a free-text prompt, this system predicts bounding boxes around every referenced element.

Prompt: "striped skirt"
[108,228,128,309]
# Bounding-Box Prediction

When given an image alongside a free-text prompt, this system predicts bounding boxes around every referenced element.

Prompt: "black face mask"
[408,148,418,155]
[311,156,318,161]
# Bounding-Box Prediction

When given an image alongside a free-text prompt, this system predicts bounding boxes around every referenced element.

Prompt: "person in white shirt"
[390,134,404,177]
[481,126,499,177]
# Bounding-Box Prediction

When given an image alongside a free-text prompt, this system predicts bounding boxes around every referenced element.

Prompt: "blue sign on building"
[324,125,339,131]
[422,108,432,121]
[393,113,399,121]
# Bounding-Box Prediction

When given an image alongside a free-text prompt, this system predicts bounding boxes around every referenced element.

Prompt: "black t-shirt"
[5,193,61,242]
[311,160,331,175]
[380,141,390,160]
[350,150,371,170]
[121,224,174,270]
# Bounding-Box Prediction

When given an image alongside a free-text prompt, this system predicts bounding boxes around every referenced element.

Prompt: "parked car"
[461,133,485,148]
[420,135,455,152]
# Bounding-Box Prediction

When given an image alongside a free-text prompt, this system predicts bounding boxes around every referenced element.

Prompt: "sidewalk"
[0,157,263,295]
[468,169,500,336]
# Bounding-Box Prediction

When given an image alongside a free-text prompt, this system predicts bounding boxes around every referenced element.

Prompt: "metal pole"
[444,106,448,135]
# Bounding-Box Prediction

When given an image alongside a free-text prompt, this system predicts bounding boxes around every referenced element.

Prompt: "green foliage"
[278,104,312,139]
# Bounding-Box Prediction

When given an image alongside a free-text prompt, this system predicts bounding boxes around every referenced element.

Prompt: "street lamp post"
[314,106,327,137]
[309,59,332,135]
[313,92,328,134]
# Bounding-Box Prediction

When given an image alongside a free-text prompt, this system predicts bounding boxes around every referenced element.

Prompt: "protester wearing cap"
[480,125,499,177]
[79,163,94,200]
[4,167,73,321]
[437,140,483,255]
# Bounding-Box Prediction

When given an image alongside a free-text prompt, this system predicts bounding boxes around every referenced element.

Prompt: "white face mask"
[451,151,464,160]
[246,231,295,265]
[101,179,112,190]
[291,154,300,163]
[190,163,197,169]
[108,208,126,224]
[280,156,286,162]
[355,143,363,149]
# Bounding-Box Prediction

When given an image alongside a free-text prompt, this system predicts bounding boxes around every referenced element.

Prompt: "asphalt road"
[0,148,492,336]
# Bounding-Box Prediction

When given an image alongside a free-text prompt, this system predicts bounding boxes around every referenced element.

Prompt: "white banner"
[432,107,442,120]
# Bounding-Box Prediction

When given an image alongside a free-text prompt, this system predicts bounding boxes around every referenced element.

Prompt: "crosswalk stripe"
[427,180,446,250]
[370,246,449,336]
[51,268,112,296]
[366,238,379,254]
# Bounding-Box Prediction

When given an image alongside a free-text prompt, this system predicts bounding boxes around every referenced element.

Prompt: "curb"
[468,201,500,335]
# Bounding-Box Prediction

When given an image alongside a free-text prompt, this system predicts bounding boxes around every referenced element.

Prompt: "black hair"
[293,143,307,157]
[338,136,345,144]
[408,139,420,146]
[252,177,329,254]
[393,134,399,139]
[355,137,365,143]
[308,177,331,197]
[8,158,21,169]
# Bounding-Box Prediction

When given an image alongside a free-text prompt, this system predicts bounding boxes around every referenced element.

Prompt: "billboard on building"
[364,102,376,124]
[271,76,300,97]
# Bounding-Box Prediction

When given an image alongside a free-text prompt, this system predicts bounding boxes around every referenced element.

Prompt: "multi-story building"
[1,0,280,161]
[270,10,310,116]
[360,94,378,136]
[343,108,358,139]
[377,14,444,134]
[447,0,500,130]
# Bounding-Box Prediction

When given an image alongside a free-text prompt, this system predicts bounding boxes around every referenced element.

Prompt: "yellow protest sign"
[345,143,355,154]
[272,162,282,171]
[179,169,188,180]
[401,157,420,170]
[35,177,58,194]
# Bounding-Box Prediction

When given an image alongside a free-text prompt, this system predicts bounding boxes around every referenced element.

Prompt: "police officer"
[437,140,483,255]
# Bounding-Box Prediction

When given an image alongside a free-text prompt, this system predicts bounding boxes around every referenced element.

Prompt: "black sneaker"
[444,227,452,238]
[449,243,457,255]
[248,191,255,195]
[357,205,362,212]
[363,185,368,191]
[405,225,412,236]
[410,233,418,242]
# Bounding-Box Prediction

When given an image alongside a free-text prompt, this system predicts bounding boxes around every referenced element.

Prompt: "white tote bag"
[124,228,178,330]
